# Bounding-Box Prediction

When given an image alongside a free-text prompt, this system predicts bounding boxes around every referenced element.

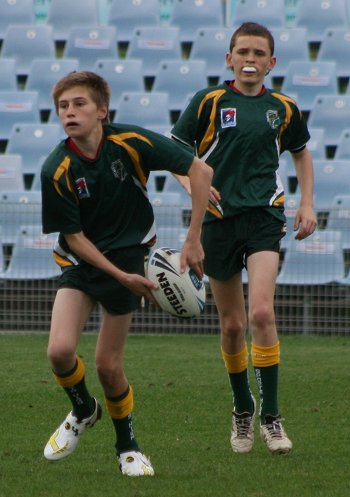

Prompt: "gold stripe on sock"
[54,356,85,388]
[251,342,280,368]
[105,386,134,420]
[221,343,248,373]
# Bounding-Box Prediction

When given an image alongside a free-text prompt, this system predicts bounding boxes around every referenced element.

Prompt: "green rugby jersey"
[171,82,310,223]
[41,123,194,266]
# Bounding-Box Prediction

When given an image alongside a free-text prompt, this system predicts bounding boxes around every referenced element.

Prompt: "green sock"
[112,413,140,455]
[229,369,255,414]
[57,361,95,419]
[254,364,279,421]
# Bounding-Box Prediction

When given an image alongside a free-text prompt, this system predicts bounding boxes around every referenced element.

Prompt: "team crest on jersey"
[221,108,237,128]
[266,110,280,129]
[75,177,90,199]
[111,159,127,181]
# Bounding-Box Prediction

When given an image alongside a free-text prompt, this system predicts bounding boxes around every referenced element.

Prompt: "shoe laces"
[263,416,286,440]
[232,412,254,438]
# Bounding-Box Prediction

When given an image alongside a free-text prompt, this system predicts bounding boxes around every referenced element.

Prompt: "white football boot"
[260,415,293,454]
[44,398,102,460]
[230,396,256,453]
[118,450,155,476]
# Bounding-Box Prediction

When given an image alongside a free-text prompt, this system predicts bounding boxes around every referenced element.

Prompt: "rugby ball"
[146,247,206,318]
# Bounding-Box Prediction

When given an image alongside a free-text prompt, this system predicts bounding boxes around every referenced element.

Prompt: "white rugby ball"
[146,247,206,318]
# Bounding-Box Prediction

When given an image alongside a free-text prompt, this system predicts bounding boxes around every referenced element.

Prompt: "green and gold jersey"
[171,82,310,223]
[41,123,194,257]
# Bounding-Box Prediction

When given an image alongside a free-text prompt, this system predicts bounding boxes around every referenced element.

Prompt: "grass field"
[0,333,349,497]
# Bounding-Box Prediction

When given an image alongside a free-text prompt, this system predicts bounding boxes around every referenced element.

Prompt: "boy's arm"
[291,147,317,239]
[180,157,213,277]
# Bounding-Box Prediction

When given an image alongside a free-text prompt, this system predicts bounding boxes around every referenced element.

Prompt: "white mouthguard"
[242,66,257,73]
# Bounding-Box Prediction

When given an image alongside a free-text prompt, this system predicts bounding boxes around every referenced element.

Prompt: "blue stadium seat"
[170,0,224,42]
[6,123,62,176]
[189,27,232,78]
[46,0,99,41]
[93,58,145,111]
[308,95,350,147]
[277,229,345,285]
[304,159,350,212]
[270,27,309,79]
[0,224,60,280]
[0,154,24,192]
[1,25,56,76]
[294,0,349,43]
[115,91,171,128]
[0,0,35,40]
[281,61,338,112]
[334,128,350,159]
[108,0,161,43]
[232,0,286,29]
[0,91,40,140]
[153,59,208,112]
[307,127,327,159]
[327,194,350,249]
[0,191,42,246]
[149,191,184,228]
[0,58,17,91]
[63,26,119,71]
[26,58,79,112]
[126,26,182,78]
[317,27,350,77]
[155,225,188,251]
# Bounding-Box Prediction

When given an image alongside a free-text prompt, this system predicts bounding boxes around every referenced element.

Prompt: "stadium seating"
[306,159,350,212]
[270,27,309,79]
[115,91,171,128]
[46,0,99,41]
[126,26,182,78]
[108,0,161,44]
[1,24,56,76]
[0,154,24,192]
[0,58,17,91]
[307,127,327,159]
[26,58,79,112]
[153,59,208,112]
[93,58,145,112]
[317,27,350,77]
[277,229,345,285]
[308,95,350,147]
[293,0,349,43]
[232,0,286,29]
[281,61,338,112]
[0,224,60,280]
[327,194,350,249]
[189,27,232,78]
[0,91,40,140]
[170,0,225,42]
[6,123,62,176]
[0,190,42,246]
[0,0,35,40]
[334,128,350,159]
[149,191,184,228]
[63,26,119,71]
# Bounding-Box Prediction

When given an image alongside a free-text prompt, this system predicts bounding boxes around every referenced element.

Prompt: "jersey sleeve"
[41,155,82,235]
[280,103,310,154]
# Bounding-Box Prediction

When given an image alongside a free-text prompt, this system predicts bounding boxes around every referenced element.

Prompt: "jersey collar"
[228,80,266,96]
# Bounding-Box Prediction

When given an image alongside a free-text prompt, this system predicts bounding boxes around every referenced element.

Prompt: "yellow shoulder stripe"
[107,132,153,187]
[52,156,76,199]
[197,89,226,157]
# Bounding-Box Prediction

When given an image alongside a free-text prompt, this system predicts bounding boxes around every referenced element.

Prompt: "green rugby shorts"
[202,209,286,281]
[57,245,149,315]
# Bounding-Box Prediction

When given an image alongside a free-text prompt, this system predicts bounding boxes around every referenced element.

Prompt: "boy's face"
[57,85,107,139]
[226,35,276,93]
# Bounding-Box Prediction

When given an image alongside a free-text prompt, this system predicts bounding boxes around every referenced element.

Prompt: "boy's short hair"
[52,70,111,123]
[229,22,275,55]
